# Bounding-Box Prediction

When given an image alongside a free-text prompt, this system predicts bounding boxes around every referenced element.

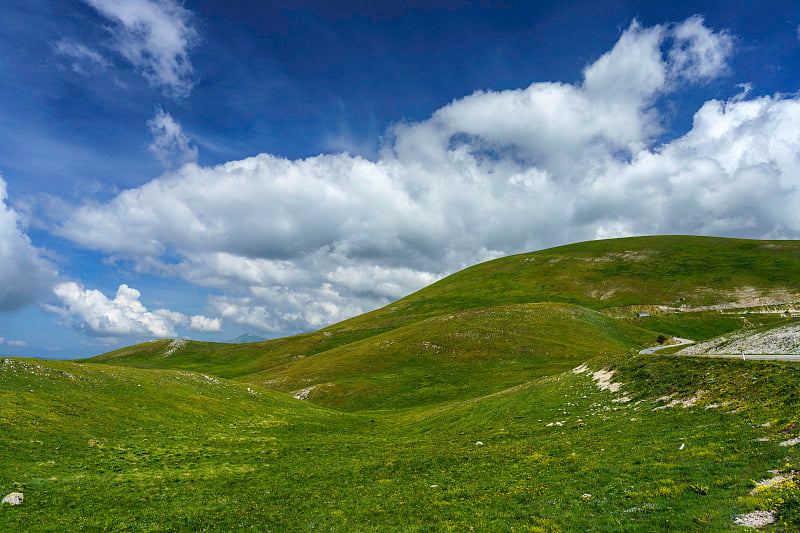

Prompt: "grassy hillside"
[0,357,358,530]
[86,327,398,380]
[5,236,800,530]
[2,354,799,531]
[86,236,800,410]
[326,236,800,334]
[622,310,797,342]
[88,304,658,411]
[243,303,657,410]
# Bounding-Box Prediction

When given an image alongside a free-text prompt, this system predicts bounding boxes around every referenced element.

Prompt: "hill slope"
[3,353,800,531]
[86,236,800,410]
[328,235,800,334]
[5,235,800,530]
[89,303,658,410]
[243,303,656,410]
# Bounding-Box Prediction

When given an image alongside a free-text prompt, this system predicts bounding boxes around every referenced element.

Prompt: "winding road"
[638,337,695,355]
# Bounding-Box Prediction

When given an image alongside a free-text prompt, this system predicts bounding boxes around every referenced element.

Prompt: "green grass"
[90,236,800,373]
[4,235,800,530]
[2,354,800,531]
[242,303,658,411]
[87,303,659,411]
[326,235,800,335]
[86,237,800,410]
[622,310,798,341]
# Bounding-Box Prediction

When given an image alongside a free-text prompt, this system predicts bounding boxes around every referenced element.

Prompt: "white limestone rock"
[2,492,23,505]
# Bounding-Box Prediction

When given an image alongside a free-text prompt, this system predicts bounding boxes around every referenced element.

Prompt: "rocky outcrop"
[679,324,800,355]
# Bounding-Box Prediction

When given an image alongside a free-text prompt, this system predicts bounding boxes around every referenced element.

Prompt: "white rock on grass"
[680,323,800,356]
[2,492,23,505]
[750,473,795,495]
[733,510,774,528]
[591,369,623,393]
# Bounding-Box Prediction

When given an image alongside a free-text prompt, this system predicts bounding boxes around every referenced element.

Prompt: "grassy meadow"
[3,236,800,531]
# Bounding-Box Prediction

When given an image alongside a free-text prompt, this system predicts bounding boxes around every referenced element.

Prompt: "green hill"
[243,303,656,410]
[86,236,800,409]
[87,303,658,411]
[3,353,800,530]
[4,235,800,530]
[330,235,800,333]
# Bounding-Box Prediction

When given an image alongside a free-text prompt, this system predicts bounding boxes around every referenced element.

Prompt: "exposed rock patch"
[162,339,187,358]
[652,391,704,410]
[291,382,332,400]
[750,472,796,495]
[679,323,800,355]
[733,510,774,528]
[591,369,623,393]
[2,492,23,505]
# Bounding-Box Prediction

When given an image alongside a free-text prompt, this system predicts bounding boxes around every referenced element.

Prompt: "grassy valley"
[3,236,800,531]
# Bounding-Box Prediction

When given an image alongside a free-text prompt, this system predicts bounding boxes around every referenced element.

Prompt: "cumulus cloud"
[59,17,800,335]
[83,0,198,96]
[49,282,220,337]
[0,178,55,311]
[668,15,733,82]
[189,314,221,332]
[147,108,198,167]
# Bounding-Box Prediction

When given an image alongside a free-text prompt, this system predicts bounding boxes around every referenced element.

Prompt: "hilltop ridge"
[85,235,800,410]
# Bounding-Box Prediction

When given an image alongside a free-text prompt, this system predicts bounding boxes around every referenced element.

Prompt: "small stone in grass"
[2,492,23,505]
[733,510,774,528]
[475,441,484,446]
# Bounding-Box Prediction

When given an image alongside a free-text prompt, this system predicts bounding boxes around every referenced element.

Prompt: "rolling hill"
[3,235,800,531]
[86,235,800,409]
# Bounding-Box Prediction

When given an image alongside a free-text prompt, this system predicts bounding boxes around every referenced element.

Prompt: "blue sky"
[1,1,800,358]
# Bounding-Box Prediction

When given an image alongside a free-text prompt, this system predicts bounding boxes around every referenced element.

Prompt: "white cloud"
[59,17,800,336]
[0,338,27,347]
[83,0,198,96]
[583,20,666,103]
[668,15,733,82]
[147,108,198,167]
[54,39,110,74]
[49,281,220,338]
[0,178,55,310]
[51,282,177,337]
[189,315,221,332]
[209,286,366,334]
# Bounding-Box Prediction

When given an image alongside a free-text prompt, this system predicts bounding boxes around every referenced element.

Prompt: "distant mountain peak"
[227,333,267,344]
